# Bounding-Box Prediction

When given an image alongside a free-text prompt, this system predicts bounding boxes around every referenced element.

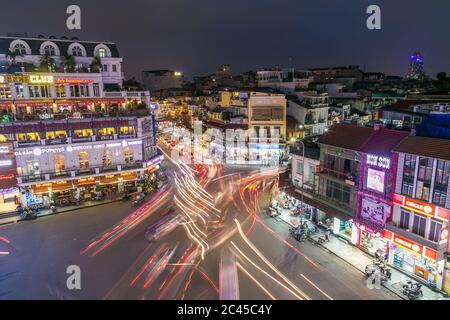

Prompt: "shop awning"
[99,175,119,185]
[120,173,137,182]
[50,182,74,193]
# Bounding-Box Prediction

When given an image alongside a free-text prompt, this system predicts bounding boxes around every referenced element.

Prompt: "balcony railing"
[18,161,144,184]
[316,165,358,186]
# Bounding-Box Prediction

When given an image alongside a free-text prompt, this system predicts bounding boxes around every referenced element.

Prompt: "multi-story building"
[408,52,425,80]
[313,124,375,241]
[386,135,450,291]
[287,92,329,138]
[0,35,158,209]
[0,35,124,85]
[248,91,286,164]
[353,126,410,254]
[257,68,313,94]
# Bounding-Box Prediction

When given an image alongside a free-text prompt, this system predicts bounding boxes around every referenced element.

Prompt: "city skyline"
[1,0,449,79]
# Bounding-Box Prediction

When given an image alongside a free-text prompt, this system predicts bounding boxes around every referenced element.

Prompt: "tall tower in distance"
[408,52,425,80]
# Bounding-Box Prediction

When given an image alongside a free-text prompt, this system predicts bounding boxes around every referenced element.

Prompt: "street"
[0,147,397,300]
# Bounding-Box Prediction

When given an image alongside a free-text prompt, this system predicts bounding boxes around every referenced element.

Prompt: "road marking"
[300,273,334,300]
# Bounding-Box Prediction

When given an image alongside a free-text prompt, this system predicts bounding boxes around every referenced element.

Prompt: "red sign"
[424,247,437,261]
[440,227,449,243]
[392,234,423,255]
[0,143,17,189]
[436,207,450,222]
[56,79,93,84]
[394,194,435,217]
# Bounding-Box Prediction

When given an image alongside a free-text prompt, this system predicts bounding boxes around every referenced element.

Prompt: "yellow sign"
[29,75,54,84]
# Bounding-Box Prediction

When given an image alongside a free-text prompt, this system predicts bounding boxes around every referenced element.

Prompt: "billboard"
[360,196,391,225]
[366,168,385,193]
[0,143,17,189]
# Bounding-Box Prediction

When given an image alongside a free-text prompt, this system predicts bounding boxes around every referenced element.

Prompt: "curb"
[0,198,124,227]
[276,216,406,300]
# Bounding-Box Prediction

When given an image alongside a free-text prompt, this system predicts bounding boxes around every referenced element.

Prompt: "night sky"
[1,0,449,80]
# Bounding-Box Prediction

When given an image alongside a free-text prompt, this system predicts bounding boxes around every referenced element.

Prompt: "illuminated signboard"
[0,76,4,83]
[360,196,390,225]
[29,75,54,84]
[0,142,17,189]
[393,234,423,255]
[366,168,385,193]
[393,194,435,218]
[56,78,93,84]
[366,154,391,169]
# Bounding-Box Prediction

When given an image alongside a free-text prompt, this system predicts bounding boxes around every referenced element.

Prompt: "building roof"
[360,128,410,157]
[316,123,374,151]
[393,135,450,161]
[0,36,120,57]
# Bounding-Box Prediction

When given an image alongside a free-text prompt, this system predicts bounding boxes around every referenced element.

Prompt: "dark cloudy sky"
[1,0,449,80]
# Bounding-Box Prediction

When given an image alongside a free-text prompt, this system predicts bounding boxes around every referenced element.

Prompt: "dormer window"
[44,45,56,56]
[14,43,27,55]
[72,46,83,56]
[98,48,106,58]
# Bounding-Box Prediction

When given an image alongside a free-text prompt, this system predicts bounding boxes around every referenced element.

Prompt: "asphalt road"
[0,145,398,300]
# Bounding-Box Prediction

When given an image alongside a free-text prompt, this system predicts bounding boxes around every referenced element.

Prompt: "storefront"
[383,230,445,289]
[332,217,358,243]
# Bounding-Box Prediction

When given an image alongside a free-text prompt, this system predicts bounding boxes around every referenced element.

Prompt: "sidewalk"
[0,197,124,226]
[277,210,449,300]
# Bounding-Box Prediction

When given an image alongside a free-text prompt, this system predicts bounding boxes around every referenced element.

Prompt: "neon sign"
[56,78,93,84]
[29,75,54,84]
[367,154,391,169]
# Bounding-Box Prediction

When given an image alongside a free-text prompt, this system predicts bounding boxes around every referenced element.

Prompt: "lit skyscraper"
[408,52,425,80]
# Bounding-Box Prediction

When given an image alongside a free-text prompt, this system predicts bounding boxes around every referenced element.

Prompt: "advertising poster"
[360,196,391,225]
[367,168,385,193]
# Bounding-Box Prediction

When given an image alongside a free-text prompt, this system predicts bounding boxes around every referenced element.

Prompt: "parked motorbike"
[290,227,306,242]
[402,282,423,300]
[18,206,38,220]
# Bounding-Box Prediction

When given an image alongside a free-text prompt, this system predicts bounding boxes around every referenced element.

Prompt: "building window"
[433,160,449,206]
[43,45,56,56]
[416,157,433,201]
[124,147,134,165]
[428,219,442,243]
[54,154,65,174]
[26,160,40,176]
[70,84,89,98]
[307,164,315,184]
[72,46,83,56]
[79,151,89,170]
[402,154,416,197]
[93,83,100,97]
[102,149,112,167]
[399,210,410,230]
[102,64,108,72]
[296,159,303,175]
[29,85,51,98]
[98,48,106,58]
[112,64,117,72]
[0,85,12,99]
[412,214,427,237]
[13,43,27,55]
[55,85,66,98]
[14,84,25,98]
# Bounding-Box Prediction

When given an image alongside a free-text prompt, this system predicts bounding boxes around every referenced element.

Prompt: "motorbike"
[316,219,333,232]
[290,227,306,242]
[18,206,38,220]
[402,283,423,300]
[132,193,146,206]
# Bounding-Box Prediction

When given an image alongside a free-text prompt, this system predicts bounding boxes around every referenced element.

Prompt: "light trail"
[233,219,311,300]
[236,262,276,300]
[300,274,334,300]
[230,241,305,300]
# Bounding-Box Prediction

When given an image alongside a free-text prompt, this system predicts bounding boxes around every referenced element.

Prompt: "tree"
[436,72,447,82]
[90,55,102,72]
[5,49,23,65]
[61,52,76,72]
[39,53,56,72]
[178,112,192,130]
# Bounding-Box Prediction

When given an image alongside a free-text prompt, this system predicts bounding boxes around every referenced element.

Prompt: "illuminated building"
[0,35,159,209]
[407,52,425,80]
